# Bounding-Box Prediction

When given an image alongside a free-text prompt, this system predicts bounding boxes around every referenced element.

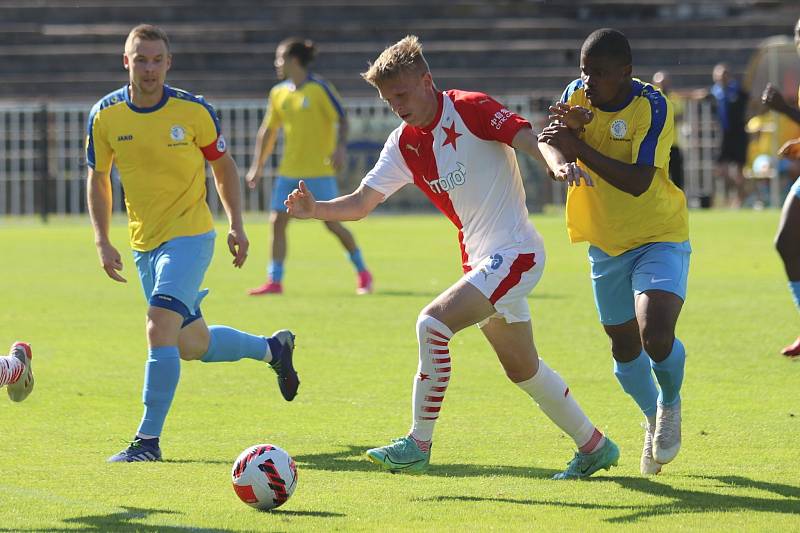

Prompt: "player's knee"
[608,334,641,362]
[146,319,175,347]
[641,331,674,362]
[178,339,207,361]
[502,354,539,383]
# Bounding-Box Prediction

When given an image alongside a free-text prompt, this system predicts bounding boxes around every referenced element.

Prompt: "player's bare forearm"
[537,141,571,173]
[511,128,545,164]
[315,185,382,221]
[337,114,349,149]
[288,182,383,221]
[252,126,276,170]
[87,167,127,282]
[574,140,655,196]
[762,84,800,125]
[211,153,245,229]
[87,168,113,244]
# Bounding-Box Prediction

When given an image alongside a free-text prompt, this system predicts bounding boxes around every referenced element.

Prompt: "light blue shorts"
[791,176,800,199]
[270,176,339,212]
[589,240,691,326]
[133,230,215,327]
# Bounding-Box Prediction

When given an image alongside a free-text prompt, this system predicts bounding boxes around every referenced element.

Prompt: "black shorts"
[717,132,748,165]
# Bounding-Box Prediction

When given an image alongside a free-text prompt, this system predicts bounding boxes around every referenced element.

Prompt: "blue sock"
[789,281,800,311]
[200,326,269,363]
[269,261,284,283]
[348,248,367,273]
[613,350,658,418]
[137,346,181,438]
[651,338,686,407]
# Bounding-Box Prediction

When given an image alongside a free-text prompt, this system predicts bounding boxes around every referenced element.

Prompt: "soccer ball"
[231,444,298,510]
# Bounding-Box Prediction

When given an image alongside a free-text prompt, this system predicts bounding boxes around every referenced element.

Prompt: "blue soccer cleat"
[552,437,620,480]
[107,438,162,463]
[268,330,299,401]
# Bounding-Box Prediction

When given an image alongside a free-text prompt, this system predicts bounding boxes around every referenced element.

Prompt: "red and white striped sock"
[515,358,605,453]
[0,355,24,387]
[409,314,454,444]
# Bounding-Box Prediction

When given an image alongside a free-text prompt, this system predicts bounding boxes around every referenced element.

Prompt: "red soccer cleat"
[248,281,283,296]
[780,336,800,358]
[356,270,373,295]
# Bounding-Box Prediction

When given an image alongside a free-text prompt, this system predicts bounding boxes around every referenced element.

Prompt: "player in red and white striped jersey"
[286,36,617,479]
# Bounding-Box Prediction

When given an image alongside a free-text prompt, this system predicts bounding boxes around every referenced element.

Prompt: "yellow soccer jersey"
[561,78,689,256]
[265,74,344,178]
[87,85,227,251]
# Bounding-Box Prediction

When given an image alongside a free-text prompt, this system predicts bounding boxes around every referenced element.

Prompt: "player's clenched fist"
[284,180,317,219]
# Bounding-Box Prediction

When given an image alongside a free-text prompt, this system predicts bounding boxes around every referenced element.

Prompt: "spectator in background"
[246,37,373,296]
[711,63,749,208]
[652,71,684,190]
[761,15,800,357]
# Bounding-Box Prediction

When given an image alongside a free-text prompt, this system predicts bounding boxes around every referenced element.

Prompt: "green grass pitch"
[0,209,798,531]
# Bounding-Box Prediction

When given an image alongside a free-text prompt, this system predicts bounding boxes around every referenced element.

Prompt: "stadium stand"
[0,0,796,100]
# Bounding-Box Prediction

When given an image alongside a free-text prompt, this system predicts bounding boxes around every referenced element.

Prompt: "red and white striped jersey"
[362,90,543,272]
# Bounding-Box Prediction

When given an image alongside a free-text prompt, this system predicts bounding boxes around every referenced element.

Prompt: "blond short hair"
[361,35,429,86]
[125,24,170,53]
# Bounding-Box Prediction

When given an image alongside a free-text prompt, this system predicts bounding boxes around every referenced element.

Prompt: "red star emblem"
[442,121,461,150]
[418,373,430,381]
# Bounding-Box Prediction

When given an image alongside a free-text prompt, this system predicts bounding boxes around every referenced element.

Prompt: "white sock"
[0,355,24,387]
[409,315,454,443]
[515,358,598,450]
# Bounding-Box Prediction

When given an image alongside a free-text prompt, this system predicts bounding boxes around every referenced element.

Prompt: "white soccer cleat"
[7,341,33,402]
[640,421,662,476]
[653,400,681,464]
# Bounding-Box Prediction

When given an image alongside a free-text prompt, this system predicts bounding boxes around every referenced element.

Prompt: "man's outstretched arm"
[286,181,385,221]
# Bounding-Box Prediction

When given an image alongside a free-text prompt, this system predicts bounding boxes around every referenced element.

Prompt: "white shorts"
[463,246,546,327]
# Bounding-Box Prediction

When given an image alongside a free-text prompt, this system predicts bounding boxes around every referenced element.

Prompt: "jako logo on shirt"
[610,119,628,140]
[170,125,186,141]
[426,162,466,194]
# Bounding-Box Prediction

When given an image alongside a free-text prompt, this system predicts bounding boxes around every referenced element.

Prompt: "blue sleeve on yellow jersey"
[309,74,344,117]
[635,83,669,166]
[168,86,222,135]
[560,79,584,104]
[86,87,126,169]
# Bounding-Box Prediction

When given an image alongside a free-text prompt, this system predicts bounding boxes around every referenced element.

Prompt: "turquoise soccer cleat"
[366,436,431,474]
[552,437,620,480]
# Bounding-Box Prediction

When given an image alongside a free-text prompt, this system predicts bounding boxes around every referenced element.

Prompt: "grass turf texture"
[0,209,798,531]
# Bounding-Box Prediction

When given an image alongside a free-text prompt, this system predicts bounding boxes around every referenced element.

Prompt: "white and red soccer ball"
[231,444,298,510]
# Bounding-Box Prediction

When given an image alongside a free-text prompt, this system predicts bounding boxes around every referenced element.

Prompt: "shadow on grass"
[414,475,800,523]
[266,509,346,517]
[604,475,800,523]
[0,506,232,532]
[162,458,231,465]
[0,505,345,532]
[294,444,560,479]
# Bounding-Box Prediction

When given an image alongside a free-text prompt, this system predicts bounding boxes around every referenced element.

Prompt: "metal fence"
[0,95,720,219]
